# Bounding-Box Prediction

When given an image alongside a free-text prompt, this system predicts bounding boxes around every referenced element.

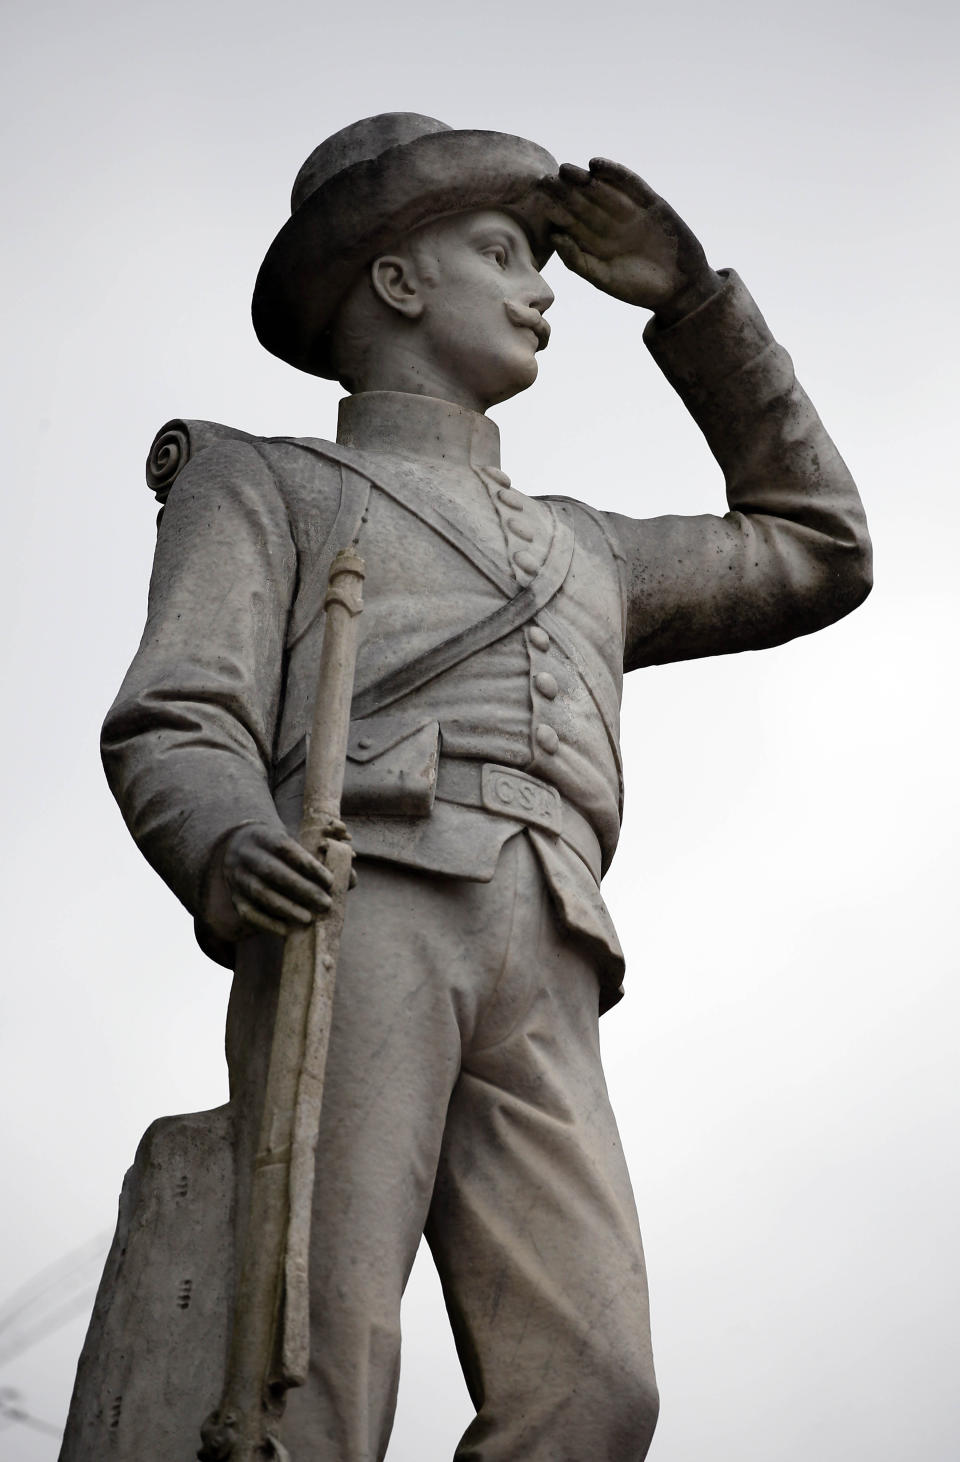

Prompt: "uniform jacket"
[102,271,871,1009]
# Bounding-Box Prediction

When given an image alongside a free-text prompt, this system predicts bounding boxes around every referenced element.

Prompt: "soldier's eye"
[485,245,508,268]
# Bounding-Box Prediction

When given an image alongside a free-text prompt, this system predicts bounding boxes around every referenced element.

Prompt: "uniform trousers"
[226,832,658,1461]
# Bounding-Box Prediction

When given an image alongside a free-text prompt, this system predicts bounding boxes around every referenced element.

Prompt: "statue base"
[60,1106,236,1460]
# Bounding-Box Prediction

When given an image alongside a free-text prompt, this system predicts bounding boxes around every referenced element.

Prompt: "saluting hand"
[541,158,723,324]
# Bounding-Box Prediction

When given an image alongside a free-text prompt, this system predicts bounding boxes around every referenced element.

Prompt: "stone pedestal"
[60,1107,236,1461]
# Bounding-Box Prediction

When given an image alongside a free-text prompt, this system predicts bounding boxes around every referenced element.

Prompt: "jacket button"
[535,724,559,754]
[508,517,534,542]
[498,486,524,510]
[534,672,558,699]
[513,549,538,574]
[357,736,372,749]
[528,625,549,651]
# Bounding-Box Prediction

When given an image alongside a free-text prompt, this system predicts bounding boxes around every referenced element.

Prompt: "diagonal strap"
[351,514,574,718]
[285,464,371,648]
[275,437,621,793]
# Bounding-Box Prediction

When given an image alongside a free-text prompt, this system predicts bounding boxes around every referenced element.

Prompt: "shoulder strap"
[285,464,371,648]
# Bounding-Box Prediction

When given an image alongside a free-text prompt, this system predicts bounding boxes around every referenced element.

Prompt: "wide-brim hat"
[252,113,558,379]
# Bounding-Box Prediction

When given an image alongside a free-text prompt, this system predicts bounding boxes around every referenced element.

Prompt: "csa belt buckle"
[480,764,562,835]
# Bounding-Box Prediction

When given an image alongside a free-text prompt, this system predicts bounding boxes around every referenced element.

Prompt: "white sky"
[2,1,957,1457]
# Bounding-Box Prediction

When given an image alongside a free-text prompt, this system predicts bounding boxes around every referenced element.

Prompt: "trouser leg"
[271,847,551,1461]
[227,836,657,1461]
[276,858,463,1460]
[425,839,659,1462]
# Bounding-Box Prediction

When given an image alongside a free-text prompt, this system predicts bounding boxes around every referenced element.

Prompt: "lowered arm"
[101,437,297,920]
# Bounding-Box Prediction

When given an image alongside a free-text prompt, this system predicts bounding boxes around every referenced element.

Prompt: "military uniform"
[95,271,870,1460]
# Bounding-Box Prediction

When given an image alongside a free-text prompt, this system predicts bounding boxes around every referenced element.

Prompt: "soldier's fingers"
[542,173,600,215]
[551,167,635,223]
[543,194,608,248]
[241,833,333,890]
[235,876,328,925]
[275,838,335,889]
[539,176,578,214]
[552,232,595,278]
[543,186,615,237]
[235,858,332,910]
[579,175,637,219]
[588,157,660,208]
[230,894,292,939]
[543,180,634,246]
[241,857,334,911]
[557,161,593,187]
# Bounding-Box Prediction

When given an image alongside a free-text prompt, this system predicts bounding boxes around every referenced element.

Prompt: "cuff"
[642,269,775,402]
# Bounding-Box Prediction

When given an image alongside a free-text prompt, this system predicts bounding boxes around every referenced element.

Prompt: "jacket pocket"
[343,716,441,816]
[272,716,441,824]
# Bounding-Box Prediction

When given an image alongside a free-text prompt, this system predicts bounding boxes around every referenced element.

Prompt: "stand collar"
[337,391,501,470]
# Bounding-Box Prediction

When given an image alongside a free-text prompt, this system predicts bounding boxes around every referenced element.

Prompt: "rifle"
[198,548,365,1461]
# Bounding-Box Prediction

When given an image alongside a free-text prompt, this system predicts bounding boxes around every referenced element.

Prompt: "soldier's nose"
[531,273,555,313]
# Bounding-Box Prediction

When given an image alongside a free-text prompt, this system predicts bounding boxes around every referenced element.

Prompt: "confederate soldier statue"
[63,113,871,1460]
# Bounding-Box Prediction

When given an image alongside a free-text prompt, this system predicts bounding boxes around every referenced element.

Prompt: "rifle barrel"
[198,549,365,1461]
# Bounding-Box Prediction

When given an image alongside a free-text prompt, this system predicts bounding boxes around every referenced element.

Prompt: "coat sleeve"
[606,271,872,671]
[101,438,298,919]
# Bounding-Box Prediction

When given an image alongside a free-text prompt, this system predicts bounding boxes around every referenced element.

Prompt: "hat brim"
[252,129,559,379]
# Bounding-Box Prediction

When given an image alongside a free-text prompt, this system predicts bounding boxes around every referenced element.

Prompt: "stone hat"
[252,113,558,378]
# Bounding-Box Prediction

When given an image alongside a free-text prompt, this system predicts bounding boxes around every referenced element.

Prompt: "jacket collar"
[337,390,501,471]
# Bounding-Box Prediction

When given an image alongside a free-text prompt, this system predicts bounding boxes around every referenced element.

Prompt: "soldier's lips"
[504,300,551,350]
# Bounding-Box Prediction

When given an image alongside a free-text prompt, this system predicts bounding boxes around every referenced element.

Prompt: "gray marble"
[61,113,871,1461]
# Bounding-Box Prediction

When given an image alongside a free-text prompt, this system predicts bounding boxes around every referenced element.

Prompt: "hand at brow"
[541,158,723,322]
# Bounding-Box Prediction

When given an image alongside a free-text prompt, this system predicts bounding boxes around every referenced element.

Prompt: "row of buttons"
[490,469,541,577]
[535,724,559,754]
[487,467,562,757]
[531,643,559,753]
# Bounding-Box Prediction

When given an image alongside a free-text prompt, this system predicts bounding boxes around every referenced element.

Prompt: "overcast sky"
[2,1,958,1457]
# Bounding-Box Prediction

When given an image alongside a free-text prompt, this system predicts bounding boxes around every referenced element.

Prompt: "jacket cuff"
[642,269,774,404]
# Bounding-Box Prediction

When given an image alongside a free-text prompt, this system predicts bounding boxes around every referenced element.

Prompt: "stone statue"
[62,113,872,1461]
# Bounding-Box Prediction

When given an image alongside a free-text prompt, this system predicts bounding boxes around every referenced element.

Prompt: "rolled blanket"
[145,418,260,515]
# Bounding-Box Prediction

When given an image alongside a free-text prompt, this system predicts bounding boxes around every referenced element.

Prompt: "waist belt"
[435,758,602,884]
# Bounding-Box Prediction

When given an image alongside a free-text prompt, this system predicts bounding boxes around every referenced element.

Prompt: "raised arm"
[542,160,872,669]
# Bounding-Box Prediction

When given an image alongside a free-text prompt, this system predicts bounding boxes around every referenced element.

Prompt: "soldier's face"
[408,208,555,410]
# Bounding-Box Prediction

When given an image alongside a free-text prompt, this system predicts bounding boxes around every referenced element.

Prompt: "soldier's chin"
[486,350,539,406]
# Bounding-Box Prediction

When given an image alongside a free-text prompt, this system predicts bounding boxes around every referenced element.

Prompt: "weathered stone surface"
[65,112,871,1460]
[60,1108,235,1460]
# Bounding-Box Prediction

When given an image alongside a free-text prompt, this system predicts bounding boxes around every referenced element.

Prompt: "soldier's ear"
[370,255,425,320]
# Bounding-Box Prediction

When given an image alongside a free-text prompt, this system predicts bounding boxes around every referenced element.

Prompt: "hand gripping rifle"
[198,548,365,1461]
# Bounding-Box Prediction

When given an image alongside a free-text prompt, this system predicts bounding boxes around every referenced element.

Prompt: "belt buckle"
[480,764,562,835]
